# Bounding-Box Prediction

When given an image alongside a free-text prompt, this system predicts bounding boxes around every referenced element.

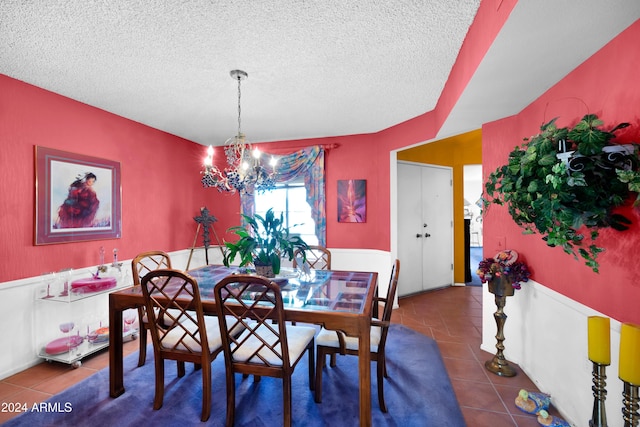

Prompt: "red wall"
[482,20,640,324]
[0,0,515,283]
[0,75,237,282]
[0,75,392,282]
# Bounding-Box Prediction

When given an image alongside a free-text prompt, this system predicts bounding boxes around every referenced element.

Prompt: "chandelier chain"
[200,69,278,194]
[236,74,242,136]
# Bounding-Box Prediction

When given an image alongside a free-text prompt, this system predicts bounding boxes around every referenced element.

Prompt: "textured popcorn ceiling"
[1,1,639,146]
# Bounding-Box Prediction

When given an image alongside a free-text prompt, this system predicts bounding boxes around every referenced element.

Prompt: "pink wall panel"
[0,75,233,282]
[0,0,522,282]
[482,20,640,324]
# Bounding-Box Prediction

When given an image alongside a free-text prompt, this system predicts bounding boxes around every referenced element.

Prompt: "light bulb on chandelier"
[201,69,278,194]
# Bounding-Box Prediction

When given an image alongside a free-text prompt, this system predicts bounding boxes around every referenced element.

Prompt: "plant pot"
[556,144,635,173]
[254,264,275,278]
[488,276,515,297]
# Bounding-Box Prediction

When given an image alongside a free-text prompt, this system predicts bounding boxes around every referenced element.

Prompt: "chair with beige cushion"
[140,268,224,422]
[214,274,316,427]
[132,250,172,367]
[314,259,400,412]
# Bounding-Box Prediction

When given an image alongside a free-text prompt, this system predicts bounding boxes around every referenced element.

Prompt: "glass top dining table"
[108,264,378,427]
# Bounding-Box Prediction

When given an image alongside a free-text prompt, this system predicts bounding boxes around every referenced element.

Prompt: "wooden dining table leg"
[109,294,125,397]
[358,317,372,427]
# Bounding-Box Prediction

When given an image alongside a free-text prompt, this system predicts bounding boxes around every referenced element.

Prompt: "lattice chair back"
[139,268,224,422]
[132,250,172,285]
[377,259,400,347]
[293,245,331,270]
[215,275,292,371]
[140,269,211,356]
[214,274,316,427]
[130,250,173,367]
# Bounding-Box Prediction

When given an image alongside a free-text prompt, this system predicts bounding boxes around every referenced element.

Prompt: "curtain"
[240,146,326,246]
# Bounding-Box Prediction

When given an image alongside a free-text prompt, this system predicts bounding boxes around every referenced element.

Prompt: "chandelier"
[201,69,278,194]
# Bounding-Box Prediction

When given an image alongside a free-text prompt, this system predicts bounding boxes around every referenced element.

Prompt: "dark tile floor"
[0,285,556,425]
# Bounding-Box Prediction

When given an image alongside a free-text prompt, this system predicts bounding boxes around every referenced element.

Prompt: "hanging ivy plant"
[484,114,640,273]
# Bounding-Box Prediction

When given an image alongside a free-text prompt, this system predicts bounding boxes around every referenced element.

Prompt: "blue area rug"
[6,325,465,427]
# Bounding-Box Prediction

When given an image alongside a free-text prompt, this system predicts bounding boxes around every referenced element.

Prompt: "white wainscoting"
[2,249,610,426]
[482,279,623,427]
[0,247,392,380]
[0,249,204,380]
[0,266,133,379]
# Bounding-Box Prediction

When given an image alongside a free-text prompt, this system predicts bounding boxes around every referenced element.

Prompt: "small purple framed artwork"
[35,146,122,245]
[337,179,366,223]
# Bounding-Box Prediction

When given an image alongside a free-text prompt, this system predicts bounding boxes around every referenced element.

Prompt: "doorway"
[463,164,483,285]
[397,161,453,297]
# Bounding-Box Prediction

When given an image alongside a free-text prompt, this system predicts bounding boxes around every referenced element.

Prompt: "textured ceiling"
[1,1,640,147]
[0,0,480,145]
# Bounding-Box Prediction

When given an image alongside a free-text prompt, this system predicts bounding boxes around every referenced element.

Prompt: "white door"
[397,162,453,297]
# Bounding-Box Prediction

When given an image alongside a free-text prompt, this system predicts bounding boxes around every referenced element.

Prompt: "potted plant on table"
[223,208,309,278]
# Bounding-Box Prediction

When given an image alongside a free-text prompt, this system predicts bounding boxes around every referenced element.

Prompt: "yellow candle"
[588,316,610,365]
[619,323,640,385]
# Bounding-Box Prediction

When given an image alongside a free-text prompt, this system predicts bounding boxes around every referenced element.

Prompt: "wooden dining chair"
[314,259,400,412]
[132,250,172,367]
[292,245,331,327]
[214,274,316,427]
[140,268,224,422]
[293,245,331,270]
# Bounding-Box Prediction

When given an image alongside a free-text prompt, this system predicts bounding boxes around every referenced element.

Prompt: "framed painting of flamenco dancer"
[35,146,121,245]
[337,179,366,223]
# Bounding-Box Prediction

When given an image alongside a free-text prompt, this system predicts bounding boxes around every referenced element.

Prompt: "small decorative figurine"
[98,246,108,273]
[112,248,122,271]
[536,409,570,426]
[515,389,551,414]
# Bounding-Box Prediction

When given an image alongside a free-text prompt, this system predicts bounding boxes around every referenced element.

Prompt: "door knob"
[416,234,422,238]
[424,233,431,238]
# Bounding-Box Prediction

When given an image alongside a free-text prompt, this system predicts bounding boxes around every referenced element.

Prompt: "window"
[240,145,326,246]
[254,180,318,246]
